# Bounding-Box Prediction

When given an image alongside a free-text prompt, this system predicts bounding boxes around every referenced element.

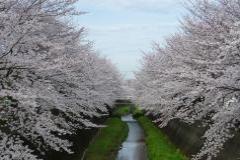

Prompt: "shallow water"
[116,115,148,160]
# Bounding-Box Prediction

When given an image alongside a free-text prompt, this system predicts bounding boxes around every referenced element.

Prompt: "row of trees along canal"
[131,0,240,160]
[0,0,123,159]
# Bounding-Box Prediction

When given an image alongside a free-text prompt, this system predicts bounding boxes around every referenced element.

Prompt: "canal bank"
[82,104,188,160]
[136,116,188,160]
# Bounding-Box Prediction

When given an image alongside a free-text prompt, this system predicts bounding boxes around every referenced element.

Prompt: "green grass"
[84,117,128,160]
[112,105,131,117]
[137,116,188,160]
[132,106,144,118]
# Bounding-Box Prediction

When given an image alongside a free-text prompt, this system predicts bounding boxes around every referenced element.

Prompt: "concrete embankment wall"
[161,119,240,160]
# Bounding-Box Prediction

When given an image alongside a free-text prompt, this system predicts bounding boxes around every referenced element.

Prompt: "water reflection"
[116,115,148,160]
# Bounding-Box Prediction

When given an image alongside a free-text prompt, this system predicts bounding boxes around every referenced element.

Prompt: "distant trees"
[133,0,240,159]
[0,0,122,159]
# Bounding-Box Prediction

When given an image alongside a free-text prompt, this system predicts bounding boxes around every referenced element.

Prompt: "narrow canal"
[116,114,148,160]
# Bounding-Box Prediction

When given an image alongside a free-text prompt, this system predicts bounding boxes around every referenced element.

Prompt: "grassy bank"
[84,117,128,160]
[137,116,188,160]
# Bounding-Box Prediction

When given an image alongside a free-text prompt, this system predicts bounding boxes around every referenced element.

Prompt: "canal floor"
[116,114,148,160]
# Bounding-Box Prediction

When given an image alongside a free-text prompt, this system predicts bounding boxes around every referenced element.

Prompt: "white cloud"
[79,0,182,12]
[76,0,185,79]
[88,23,179,35]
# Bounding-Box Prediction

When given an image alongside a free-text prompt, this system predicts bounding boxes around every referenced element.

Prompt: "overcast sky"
[75,0,186,79]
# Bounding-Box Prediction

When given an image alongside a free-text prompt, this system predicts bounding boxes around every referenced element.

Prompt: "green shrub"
[112,105,131,117]
[132,107,144,118]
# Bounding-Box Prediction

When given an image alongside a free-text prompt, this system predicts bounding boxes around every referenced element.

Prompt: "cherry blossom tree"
[133,0,240,159]
[0,0,123,159]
